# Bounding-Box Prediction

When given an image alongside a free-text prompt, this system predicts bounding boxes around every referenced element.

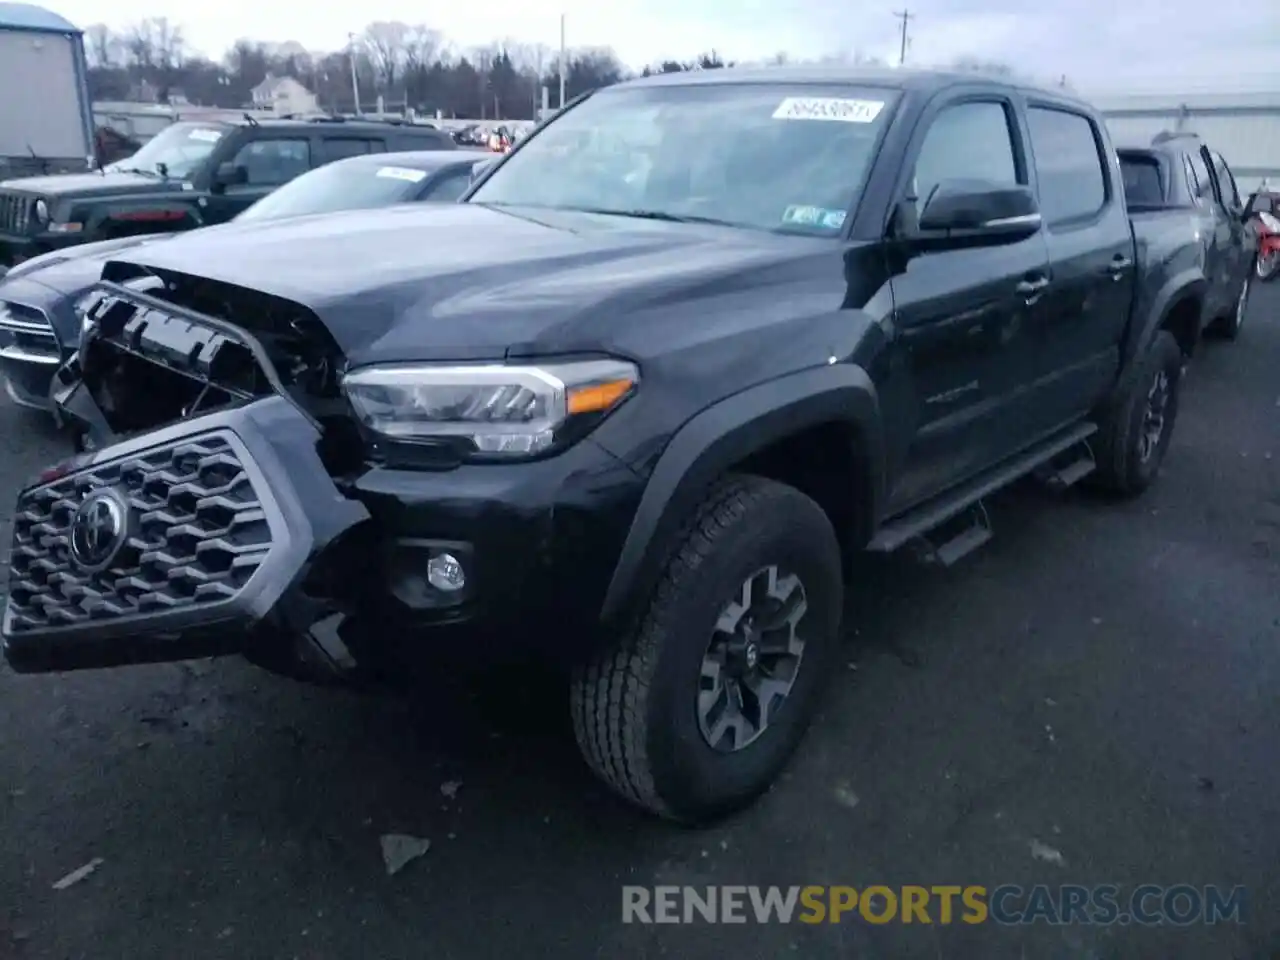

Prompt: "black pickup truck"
[0,116,455,269]
[4,68,1207,823]
[1117,131,1255,340]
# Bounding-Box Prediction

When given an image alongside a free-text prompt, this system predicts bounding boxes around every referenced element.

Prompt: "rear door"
[884,93,1051,514]
[1185,147,1232,320]
[1023,101,1135,430]
[317,137,386,164]
[1206,149,1252,295]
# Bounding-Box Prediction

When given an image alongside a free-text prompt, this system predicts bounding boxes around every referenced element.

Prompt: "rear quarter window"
[1118,155,1164,207]
[1027,106,1108,225]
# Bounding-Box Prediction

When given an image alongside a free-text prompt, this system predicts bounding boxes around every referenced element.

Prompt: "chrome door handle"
[1015,277,1050,295]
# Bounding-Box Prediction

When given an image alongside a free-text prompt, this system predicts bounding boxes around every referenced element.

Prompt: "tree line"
[83,18,1035,122]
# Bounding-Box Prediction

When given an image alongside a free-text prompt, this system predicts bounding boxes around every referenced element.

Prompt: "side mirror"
[213,162,248,189]
[913,181,1041,251]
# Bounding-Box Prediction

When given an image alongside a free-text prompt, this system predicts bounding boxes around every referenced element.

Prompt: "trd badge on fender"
[69,490,128,571]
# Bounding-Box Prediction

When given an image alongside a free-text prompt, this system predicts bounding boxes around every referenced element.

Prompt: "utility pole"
[893,10,913,67]
[347,32,362,115]
[558,14,567,109]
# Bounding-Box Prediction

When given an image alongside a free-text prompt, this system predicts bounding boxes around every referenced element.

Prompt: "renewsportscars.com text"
[621,885,1247,926]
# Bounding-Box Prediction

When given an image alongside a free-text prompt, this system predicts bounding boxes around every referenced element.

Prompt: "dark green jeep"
[0,116,456,268]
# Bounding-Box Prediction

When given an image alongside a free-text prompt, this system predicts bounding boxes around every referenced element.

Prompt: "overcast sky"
[42,0,1280,91]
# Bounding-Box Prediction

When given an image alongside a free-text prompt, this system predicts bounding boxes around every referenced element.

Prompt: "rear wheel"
[570,475,844,823]
[1089,330,1182,497]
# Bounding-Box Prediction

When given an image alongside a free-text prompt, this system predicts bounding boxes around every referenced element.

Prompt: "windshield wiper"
[115,166,162,178]
[568,207,738,227]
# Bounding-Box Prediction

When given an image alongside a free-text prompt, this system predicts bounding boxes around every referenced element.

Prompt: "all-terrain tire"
[1089,330,1183,497]
[570,475,844,823]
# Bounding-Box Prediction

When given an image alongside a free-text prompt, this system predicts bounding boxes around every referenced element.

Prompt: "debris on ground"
[833,783,860,810]
[1029,839,1065,866]
[1197,776,1215,792]
[51,858,104,890]
[380,834,430,876]
[440,780,462,799]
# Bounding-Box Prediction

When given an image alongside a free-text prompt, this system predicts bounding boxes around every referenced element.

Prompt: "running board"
[868,422,1099,554]
[914,502,993,567]
[1035,441,1097,491]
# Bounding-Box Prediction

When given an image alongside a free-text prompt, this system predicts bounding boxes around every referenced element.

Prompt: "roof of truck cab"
[615,65,1092,107]
[340,149,489,171]
[0,2,80,33]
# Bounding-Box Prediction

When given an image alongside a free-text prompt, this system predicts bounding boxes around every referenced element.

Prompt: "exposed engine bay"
[68,261,365,474]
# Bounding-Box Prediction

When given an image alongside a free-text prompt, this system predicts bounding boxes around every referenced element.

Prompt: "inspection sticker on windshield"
[376,166,428,183]
[772,97,884,123]
[186,129,223,142]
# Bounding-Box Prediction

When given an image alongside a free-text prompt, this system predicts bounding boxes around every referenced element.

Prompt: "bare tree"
[123,20,156,70]
[402,25,444,77]
[84,24,119,69]
[363,20,412,92]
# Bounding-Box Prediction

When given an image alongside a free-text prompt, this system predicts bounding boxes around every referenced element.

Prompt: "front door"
[203,136,314,223]
[885,95,1051,515]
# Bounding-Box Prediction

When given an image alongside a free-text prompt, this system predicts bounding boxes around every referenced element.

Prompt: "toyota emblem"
[69,489,128,571]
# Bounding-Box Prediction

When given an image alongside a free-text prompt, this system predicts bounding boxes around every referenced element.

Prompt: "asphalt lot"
[1,286,1278,960]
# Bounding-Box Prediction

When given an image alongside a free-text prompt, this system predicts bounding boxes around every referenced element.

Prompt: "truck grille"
[0,300,56,342]
[6,432,274,632]
[0,192,33,234]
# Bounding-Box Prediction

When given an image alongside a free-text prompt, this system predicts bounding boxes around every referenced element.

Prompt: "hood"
[0,171,187,200]
[1,235,170,288]
[106,203,839,363]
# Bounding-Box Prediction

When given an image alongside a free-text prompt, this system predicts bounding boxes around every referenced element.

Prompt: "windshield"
[107,123,228,180]
[236,160,429,222]
[469,83,897,235]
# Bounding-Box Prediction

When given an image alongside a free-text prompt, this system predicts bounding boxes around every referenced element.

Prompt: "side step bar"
[868,421,1099,555]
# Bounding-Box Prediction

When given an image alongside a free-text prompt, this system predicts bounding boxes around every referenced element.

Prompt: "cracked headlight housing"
[342,358,639,459]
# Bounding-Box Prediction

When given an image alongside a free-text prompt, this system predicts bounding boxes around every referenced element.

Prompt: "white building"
[250,75,318,116]
[1090,89,1280,195]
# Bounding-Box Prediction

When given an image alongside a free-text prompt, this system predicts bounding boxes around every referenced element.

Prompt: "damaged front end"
[3,264,375,681]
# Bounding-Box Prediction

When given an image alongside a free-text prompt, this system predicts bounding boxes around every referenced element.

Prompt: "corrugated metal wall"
[0,29,87,161]
[1096,92,1280,194]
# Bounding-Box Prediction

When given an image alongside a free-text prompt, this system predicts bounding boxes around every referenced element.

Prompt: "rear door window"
[319,138,382,163]
[1186,150,1216,204]
[1026,106,1108,225]
[1209,151,1241,208]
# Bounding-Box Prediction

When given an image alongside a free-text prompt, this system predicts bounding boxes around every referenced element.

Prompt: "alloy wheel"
[697,565,809,753]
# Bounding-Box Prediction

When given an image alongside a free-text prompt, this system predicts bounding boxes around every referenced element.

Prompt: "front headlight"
[342,358,639,458]
[34,199,50,223]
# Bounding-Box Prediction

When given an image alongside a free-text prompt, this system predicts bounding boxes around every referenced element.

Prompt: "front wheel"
[571,475,844,823]
[1257,250,1280,281]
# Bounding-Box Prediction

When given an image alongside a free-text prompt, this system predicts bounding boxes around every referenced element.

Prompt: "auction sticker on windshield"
[376,167,428,182]
[187,129,223,142]
[772,98,885,123]
[783,205,847,230]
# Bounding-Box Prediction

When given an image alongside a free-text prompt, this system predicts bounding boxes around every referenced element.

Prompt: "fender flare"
[598,363,883,625]
[1126,268,1205,370]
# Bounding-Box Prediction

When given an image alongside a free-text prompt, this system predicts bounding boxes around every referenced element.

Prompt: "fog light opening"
[426,552,467,592]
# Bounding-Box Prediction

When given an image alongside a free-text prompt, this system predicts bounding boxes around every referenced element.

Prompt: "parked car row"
[0,67,1263,825]
[0,118,486,411]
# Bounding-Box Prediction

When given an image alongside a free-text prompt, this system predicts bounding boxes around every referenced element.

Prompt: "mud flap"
[2,395,370,673]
